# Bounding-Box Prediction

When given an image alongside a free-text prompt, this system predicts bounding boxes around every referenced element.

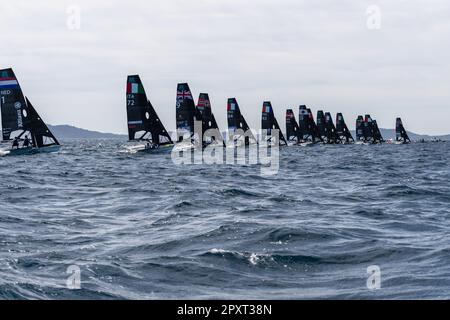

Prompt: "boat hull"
[392,140,410,145]
[125,143,174,154]
[2,145,61,157]
[299,141,318,147]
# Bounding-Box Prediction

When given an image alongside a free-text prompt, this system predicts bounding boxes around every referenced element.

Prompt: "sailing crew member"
[23,136,30,148]
[12,137,20,149]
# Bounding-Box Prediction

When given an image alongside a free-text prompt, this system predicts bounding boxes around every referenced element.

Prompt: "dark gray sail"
[298,106,320,142]
[307,108,321,142]
[372,120,384,143]
[298,105,310,141]
[324,112,340,144]
[356,115,364,142]
[227,98,256,145]
[363,114,375,143]
[316,110,327,141]
[0,68,59,148]
[336,113,354,143]
[25,98,60,148]
[362,115,383,144]
[286,109,300,143]
[261,101,287,146]
[196,93,225,146]
[396,117,411,143]
[0,68,27,141]
[126,75,173,145]
[176,83,197,143]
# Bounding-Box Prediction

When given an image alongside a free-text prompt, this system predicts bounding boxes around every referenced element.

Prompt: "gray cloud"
[1,0,449,134]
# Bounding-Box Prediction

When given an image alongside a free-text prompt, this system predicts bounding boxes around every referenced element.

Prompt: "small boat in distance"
[227,98,257,147]
[196,93,225,147]
[372,119,384,143]
[261,101,287,146]
[306,108,322,144]
[174,82,200,151]
[125,75,173,153]
[298,106,321,146]
[336,113,354,144]
[357,114,384,144]
[355,115,367,144]
[395,118,411,144]
[286,109,300,145]
[324,112,341,144]
[0,68,60,156]
[316,110,327,143]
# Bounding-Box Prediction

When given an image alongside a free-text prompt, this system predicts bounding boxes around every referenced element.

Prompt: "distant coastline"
[47,125,127,139]
[48,124,449,141]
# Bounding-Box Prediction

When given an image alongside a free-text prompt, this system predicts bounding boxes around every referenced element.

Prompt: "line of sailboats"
[126,75,412,153]
[0,68,412,156]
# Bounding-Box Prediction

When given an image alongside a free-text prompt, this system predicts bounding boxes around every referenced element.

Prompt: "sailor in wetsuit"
[23,136,30,148]
[12,137,20,149]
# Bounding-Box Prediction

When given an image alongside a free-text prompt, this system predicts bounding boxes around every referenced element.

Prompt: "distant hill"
[48,125,126,139]
[48,124,448,141]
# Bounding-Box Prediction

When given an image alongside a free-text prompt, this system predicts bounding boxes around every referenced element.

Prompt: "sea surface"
[0,140,449,300]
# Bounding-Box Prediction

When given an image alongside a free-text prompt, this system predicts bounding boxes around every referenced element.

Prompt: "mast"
[286,109,300,143]
[261,101,287,146]
[126,75,173,145]
[396,118,410,143]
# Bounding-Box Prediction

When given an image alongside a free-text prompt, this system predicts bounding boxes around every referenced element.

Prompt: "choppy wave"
[0,140,449,299]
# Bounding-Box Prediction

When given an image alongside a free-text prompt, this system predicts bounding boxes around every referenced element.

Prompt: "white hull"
[172,142,198,152]
[124,143,173,154]
[299,141,316,147]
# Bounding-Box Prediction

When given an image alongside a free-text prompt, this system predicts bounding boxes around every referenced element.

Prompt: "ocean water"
[0,140,449,300]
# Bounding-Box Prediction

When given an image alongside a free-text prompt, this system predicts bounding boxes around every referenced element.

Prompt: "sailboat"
[395,118,411,144]
[298,106,321,146]
[316,110,327,143]
[125,75,173,153]
[174,82,200,151]
[261,101,287,146]
[358,114,383,144]
[227,98,257,147]
[0,68,60,156]
[363,115,375,143]
[196,93,225,147]
[307,108,321,144]
[372,119,384,143]
[324,112,341,144]
[355,115,367,144]
[336,113,354,144]
[285,109,300,145]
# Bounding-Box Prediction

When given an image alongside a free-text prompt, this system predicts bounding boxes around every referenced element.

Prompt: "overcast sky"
[1,0,449,135]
